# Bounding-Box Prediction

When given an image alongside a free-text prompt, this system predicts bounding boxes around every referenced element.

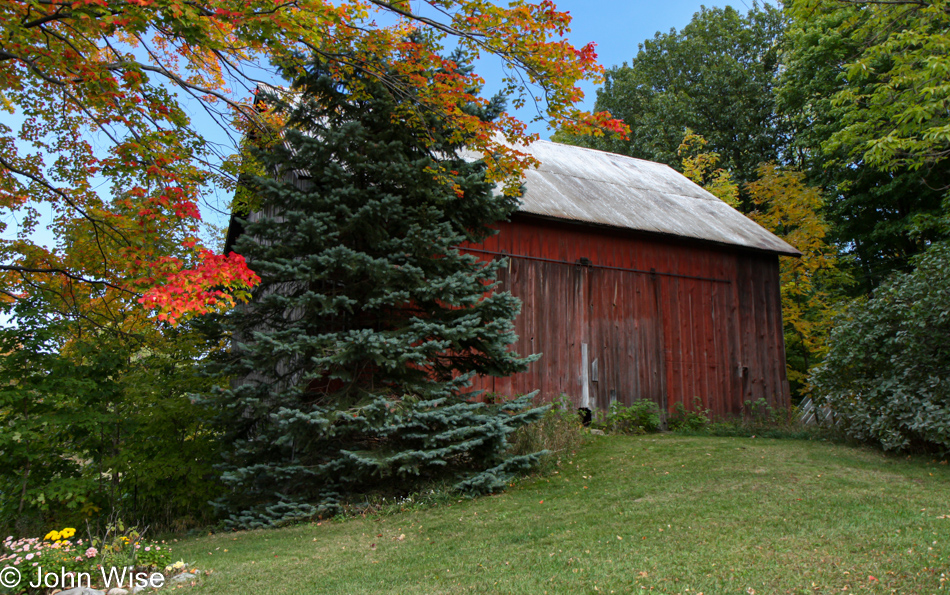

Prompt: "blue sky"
[487,0,748,137]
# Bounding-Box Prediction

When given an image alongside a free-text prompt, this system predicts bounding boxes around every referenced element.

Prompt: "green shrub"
[810,242,950,453]
[667,400,710,432]
[594,400,662,435]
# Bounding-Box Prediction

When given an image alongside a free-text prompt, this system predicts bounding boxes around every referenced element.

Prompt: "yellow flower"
[164,560,187,573]
[44,530,60,541]
[60,528,76,539]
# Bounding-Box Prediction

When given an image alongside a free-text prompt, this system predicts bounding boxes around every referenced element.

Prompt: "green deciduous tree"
[780,0,950,291]
[786,0,950,178]
[211,53,545,529]
[0,298,224,536]
[783,0,950,451]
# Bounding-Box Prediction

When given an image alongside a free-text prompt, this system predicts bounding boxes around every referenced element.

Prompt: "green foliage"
[593,400,662,435]
[667,401,710,432]
[810,242,950,454]
[509,395,585,469]
[780,0,950,291]
[785,0,950,177]
[557,4,787,206]
[213,52,545,529]
[0,300,223,537]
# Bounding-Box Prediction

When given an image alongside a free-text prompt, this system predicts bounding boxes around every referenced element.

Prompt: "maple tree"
[1,0,622,323]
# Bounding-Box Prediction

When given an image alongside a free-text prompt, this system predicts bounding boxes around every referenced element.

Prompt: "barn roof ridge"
[539,169,724,203]
[530,137,674,168]
[527,138,723,200]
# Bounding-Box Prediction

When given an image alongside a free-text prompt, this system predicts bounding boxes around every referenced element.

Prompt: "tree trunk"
[18,459,31,514]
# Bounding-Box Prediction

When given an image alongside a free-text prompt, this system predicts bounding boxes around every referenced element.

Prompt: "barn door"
[583,266,668,416]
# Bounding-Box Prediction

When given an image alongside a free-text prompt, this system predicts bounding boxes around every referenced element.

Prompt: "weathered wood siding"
[464,215,790,417]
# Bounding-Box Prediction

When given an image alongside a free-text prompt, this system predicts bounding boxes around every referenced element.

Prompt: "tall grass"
[508,396,585,471]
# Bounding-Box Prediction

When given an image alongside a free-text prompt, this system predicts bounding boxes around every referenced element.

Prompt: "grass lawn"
[171,435,950,594]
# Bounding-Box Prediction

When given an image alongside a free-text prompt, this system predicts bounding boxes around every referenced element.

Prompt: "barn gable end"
[461,140,798,417]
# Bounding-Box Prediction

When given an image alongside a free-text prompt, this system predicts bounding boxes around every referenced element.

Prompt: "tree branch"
[0,265,134,295]
[834,0,929,5]
[0,154,131,246]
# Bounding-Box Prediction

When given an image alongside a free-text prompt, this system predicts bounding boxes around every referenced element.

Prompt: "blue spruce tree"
[214,53,545,529]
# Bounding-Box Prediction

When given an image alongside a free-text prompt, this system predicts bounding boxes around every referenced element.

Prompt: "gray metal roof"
[511,140,800,256]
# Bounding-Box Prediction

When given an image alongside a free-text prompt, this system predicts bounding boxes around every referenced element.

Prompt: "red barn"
[462,141,800,418]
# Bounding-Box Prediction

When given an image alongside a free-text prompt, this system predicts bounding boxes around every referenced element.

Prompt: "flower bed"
[1,525,188,594]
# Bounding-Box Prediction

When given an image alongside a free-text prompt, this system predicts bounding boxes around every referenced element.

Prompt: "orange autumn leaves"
[0,0,624,323]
